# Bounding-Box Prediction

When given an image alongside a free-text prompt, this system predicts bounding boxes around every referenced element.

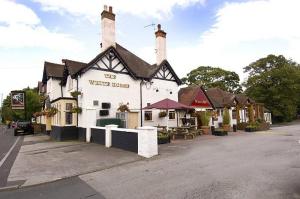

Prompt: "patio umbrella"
[143,98,193,130]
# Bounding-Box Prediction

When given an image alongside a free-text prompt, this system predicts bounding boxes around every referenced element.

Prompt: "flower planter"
[201,126,210,134]
[158,136,170,144]
[222,124,231,132]
[213,130,228,136]
[245,127,256,132]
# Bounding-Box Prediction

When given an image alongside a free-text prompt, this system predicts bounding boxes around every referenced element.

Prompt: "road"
[0,125,23,187]
[0,124,300,199]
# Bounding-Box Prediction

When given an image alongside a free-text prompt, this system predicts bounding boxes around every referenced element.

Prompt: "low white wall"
[88,125,158,158]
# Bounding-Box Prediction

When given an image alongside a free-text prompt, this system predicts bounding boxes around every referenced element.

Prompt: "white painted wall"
[46,78,61,101]
[74,65,179,128]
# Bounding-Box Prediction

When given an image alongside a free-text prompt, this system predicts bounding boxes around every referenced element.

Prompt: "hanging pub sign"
[11,91,25,110]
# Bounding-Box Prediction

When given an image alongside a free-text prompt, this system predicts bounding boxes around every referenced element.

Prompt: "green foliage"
[159,111,167,118]
[243,54,300,123]
[181,66,242,93]
[70,91,82,98]
[158,132,169,139]
[71,107,82,114]
[117,103,130,112]
[200,111,211,126]
[223,107,230,125]
[1,87,41,121]
[248,105,254,123]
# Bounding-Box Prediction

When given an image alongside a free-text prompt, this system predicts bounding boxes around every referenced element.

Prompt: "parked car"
[14,121,34,136]
[11,121,17,128]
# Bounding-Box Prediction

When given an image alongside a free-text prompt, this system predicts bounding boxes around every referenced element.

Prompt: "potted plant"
[213,128,228,136]
[157,132,170,144]
[117,103,130,112]
[72,107,82,114]
[222,107,231,132]
[245,122,258,132]
[159,111,167,118]
[200,112,211,134]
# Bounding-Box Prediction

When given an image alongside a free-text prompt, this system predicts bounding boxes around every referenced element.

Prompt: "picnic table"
[170,126,197,140]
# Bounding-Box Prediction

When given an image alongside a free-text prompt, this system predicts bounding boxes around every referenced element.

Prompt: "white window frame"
[168,111,176,120]
[144,111,153,121]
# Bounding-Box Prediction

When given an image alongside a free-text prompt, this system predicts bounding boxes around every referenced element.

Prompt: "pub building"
[179,86,272,131]
[178,86,214,128]
[37,6,182,140]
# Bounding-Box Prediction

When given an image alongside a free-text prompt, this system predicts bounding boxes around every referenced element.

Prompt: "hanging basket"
[159,111,167,118]
[71,107,82,114]
[70,91,82,98]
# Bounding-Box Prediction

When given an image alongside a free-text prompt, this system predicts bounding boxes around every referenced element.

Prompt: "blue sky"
[0,0,300,101]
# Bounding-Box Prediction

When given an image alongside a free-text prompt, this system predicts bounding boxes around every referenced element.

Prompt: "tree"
[182,66,242,93]
[1,87,42,122]
[243,54,300,123]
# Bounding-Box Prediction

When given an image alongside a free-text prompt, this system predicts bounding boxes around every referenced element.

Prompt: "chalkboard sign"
[102,103,111,109]
[100,110,109,116]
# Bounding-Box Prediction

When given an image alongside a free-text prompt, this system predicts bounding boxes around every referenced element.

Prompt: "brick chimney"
[155,24,167,65]
[101,5,116,51]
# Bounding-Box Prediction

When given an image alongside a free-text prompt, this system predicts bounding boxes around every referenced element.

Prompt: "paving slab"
[8,135,142,187]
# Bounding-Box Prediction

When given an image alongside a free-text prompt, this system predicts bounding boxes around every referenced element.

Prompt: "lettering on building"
[104,74,116,79]
[89,80,129,88]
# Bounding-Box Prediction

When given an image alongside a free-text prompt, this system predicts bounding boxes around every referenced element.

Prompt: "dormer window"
[68,76,73,91]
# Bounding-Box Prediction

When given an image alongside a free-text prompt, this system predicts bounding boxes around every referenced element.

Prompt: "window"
[65,103,73,125]
[144,111,152,121]
[169,111,175,120]
[93,100,99,106]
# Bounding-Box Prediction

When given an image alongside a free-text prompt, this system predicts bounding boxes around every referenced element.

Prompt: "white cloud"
[32,0,206,22]
[137,0,300,82]
[0,0,83,51]
[0,0,86,98]
[0,0,40,25]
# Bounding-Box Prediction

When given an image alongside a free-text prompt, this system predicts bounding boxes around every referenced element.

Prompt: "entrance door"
[128,112,139,129]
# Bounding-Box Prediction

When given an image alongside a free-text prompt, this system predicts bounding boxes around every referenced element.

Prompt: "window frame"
[168,111,176,120]
[144,111,153,121]
[65,103,73,125]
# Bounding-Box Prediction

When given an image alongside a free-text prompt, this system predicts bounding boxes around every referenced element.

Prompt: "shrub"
[223,107,230,125]
[200,111,211,126]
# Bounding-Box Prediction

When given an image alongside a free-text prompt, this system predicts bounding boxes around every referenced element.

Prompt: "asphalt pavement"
[0,177,105,199]
[81,125,300,199]
[1,124,300,199]
[0,125,23,187]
